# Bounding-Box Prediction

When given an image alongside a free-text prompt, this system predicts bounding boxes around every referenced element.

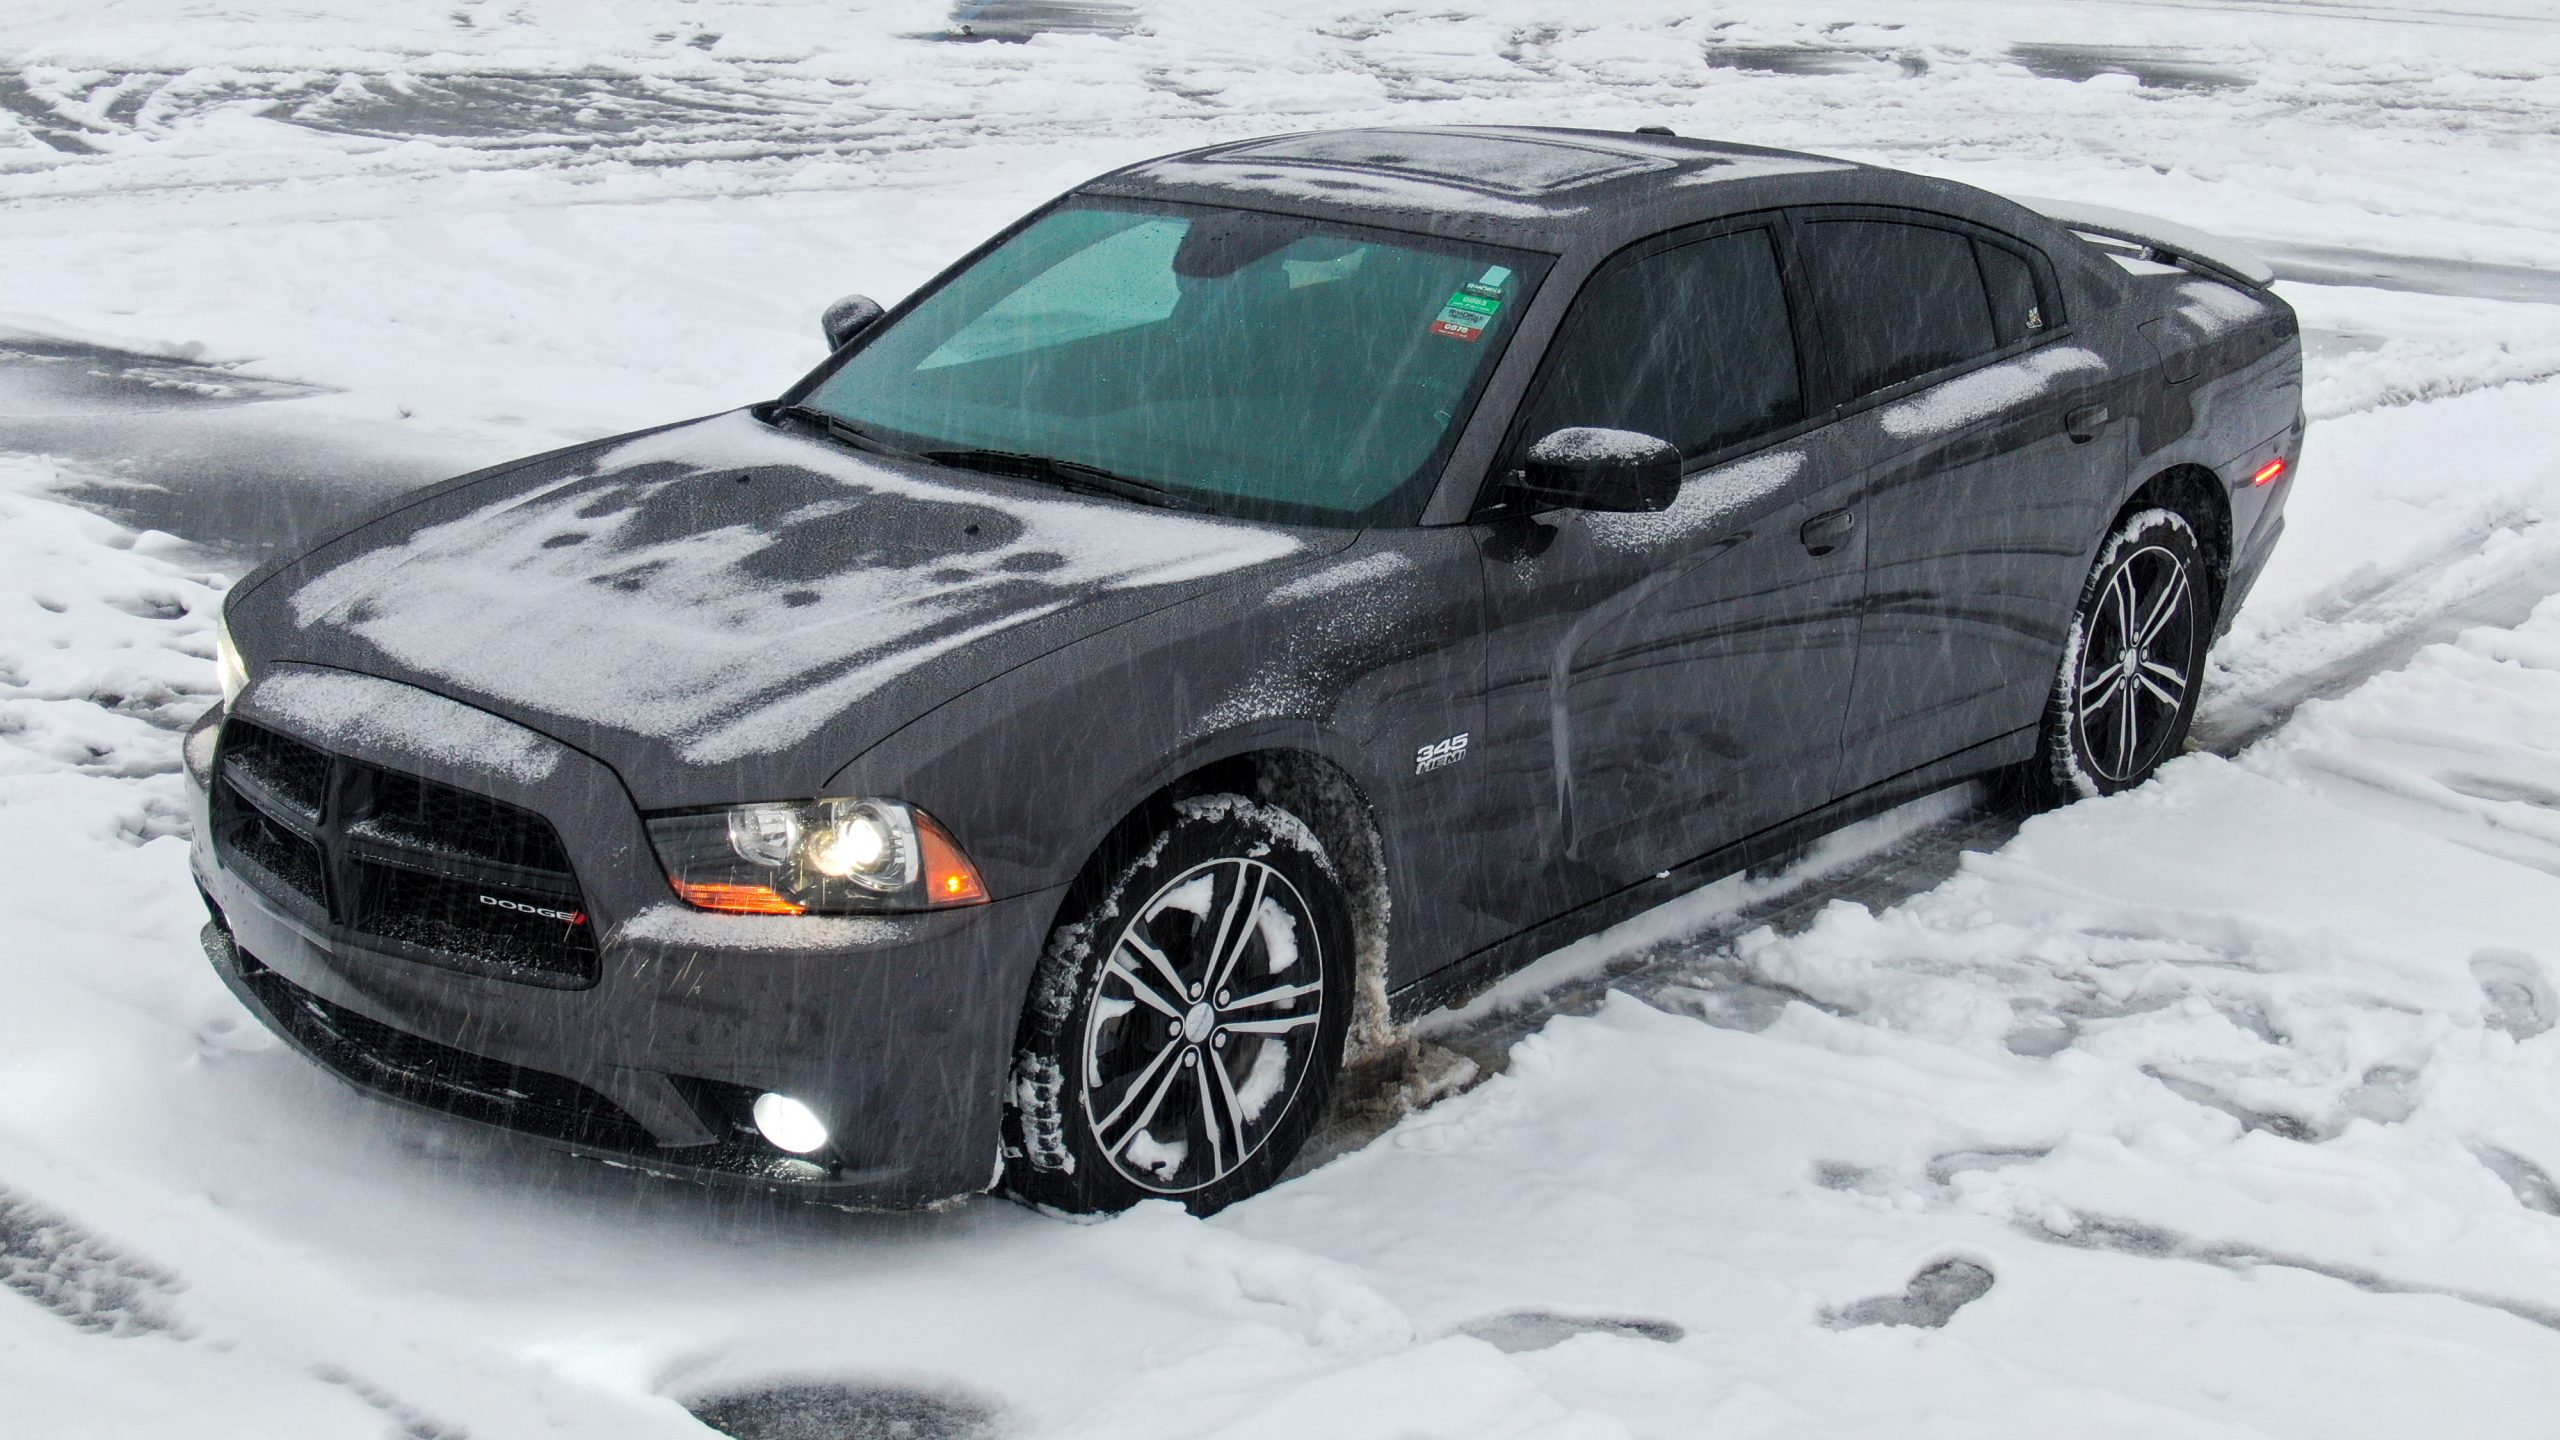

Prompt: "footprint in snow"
[2471,948,2554,1040]
[1822,1258,1995,1330]
[1455,1309,1684,1353]
[686,1381,1000,1440]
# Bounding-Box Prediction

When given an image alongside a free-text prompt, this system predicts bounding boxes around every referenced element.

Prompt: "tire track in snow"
[0,1182,190,1337]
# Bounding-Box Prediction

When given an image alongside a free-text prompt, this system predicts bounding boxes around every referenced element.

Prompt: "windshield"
[799,201,1549,526]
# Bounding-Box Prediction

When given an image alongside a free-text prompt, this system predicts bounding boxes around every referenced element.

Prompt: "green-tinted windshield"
[802,201,1548,526]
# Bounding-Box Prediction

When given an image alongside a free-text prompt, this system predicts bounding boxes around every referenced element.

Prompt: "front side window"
[1515,227,1805,460]
[803,202,1549,526]
[1799,219,1999,398]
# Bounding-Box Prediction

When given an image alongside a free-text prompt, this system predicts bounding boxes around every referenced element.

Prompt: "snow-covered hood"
[231,410,1334,806]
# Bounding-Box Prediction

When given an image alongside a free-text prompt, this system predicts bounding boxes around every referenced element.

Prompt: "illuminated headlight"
[215,613,249,706]
[645,797,988,915]
[751,1093,831,1155]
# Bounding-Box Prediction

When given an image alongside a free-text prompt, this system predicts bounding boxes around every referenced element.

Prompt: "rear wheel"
[1004,795,1351,1216]
[2026,508,2212,803]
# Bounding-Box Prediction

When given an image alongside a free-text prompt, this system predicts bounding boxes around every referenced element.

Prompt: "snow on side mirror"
[1513,427,1683,514]
[821,294,886,350]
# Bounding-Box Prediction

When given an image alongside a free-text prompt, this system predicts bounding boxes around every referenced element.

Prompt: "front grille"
[233,951,652,1151]
[210,717,599,987]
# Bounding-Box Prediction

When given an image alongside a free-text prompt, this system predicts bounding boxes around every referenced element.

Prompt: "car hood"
[232,409,1341,807]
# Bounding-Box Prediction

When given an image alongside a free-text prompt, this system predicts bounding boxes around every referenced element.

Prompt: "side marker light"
[2251,458,2288,487]
[670,879,807,915]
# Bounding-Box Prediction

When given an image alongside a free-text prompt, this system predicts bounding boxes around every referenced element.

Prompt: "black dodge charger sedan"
[190,126,2302,1214]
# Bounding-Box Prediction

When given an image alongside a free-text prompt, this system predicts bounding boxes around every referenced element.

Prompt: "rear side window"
[1799,220,1998,397]
[1518,228,1804,460]
[1976,240,2045,345]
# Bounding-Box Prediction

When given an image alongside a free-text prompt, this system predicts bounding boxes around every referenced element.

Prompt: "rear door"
[1791,211,2128,791]
[1466,222,1868,931]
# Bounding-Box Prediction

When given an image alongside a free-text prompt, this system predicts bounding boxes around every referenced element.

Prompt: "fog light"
[751,1093,831,1155]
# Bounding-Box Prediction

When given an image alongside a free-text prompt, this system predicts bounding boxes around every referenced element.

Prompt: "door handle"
[2067,404,2111,443]
[1800,507,1857,557]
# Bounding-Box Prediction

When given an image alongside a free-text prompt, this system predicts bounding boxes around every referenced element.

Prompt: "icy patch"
[248,667,561,783]
[687,1380,999,1440]
[1878,347,2107,439]
[1581,449,1802,552]
[1454,1309,1683,1353]
[1822,1258,1995,1330]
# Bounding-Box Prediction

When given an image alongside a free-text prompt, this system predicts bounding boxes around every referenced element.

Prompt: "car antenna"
[1634,125,1677,136]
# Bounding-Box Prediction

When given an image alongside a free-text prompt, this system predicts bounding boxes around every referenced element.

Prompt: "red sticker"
[1430,318,1484,341]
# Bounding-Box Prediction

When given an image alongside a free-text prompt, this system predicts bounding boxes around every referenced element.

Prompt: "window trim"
[1472,211,1830,522]
[1781,204,2072,423]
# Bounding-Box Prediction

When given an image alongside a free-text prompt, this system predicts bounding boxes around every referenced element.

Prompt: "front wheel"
[1004,795,1352,1216]
[2026,507,2213,804]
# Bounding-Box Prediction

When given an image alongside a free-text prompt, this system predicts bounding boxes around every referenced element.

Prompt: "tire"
[2024,507,2213,805]
[1004,794,1353,1216]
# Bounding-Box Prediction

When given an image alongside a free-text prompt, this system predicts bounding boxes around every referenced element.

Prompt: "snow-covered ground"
[6,2,2560,1435]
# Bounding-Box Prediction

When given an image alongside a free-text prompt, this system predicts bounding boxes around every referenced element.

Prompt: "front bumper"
[186,673,1060,1208]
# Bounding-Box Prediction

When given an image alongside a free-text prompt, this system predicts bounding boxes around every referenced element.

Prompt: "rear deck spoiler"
[2008,196,2276,291]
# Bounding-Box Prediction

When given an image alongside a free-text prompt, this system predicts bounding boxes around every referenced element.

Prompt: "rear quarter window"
[1799,219,1999,397]
[1976,240,2046,346]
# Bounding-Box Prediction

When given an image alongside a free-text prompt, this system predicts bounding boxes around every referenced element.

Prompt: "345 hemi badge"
[1414,733,1470,775]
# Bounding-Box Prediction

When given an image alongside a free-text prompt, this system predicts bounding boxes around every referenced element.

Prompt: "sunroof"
[1226,131,1673,197]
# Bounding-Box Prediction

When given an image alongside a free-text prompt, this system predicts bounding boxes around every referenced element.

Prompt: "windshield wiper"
[770,403,911,458]
[918,448,1201,511]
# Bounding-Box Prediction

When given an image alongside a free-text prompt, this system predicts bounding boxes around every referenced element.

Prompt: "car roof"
[1079,125,2061,260]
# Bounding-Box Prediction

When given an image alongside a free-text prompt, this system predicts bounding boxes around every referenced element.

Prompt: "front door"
[1468,224,1867,933]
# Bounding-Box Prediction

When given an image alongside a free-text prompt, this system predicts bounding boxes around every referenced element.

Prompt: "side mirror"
[1512,427,1682,514]
[821,294,885,350]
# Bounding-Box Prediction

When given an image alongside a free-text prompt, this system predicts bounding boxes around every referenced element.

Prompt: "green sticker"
[1444,291,1501,317]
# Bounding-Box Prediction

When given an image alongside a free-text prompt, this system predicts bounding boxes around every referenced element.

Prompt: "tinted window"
[1801,220,1998,397]
[1519,229,1803,459]
[1977,240,2044,345]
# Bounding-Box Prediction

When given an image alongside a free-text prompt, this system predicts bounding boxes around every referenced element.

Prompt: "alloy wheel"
[1078,856,1327,1195]
[2074,541,2198,785]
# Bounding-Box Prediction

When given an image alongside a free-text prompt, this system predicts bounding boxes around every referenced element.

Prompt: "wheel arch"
[2117,463,2232,617]
[1043,740,1398,1063]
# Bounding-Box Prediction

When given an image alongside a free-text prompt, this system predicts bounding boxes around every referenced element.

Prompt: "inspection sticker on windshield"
[1430,309,1488,341]
[1431,289,1501,341]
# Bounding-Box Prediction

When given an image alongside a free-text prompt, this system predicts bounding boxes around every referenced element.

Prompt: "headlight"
[216,613,249,706]
[645,797,988,915]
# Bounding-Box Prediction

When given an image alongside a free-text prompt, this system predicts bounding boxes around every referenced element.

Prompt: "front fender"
[825,529,1495,987]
